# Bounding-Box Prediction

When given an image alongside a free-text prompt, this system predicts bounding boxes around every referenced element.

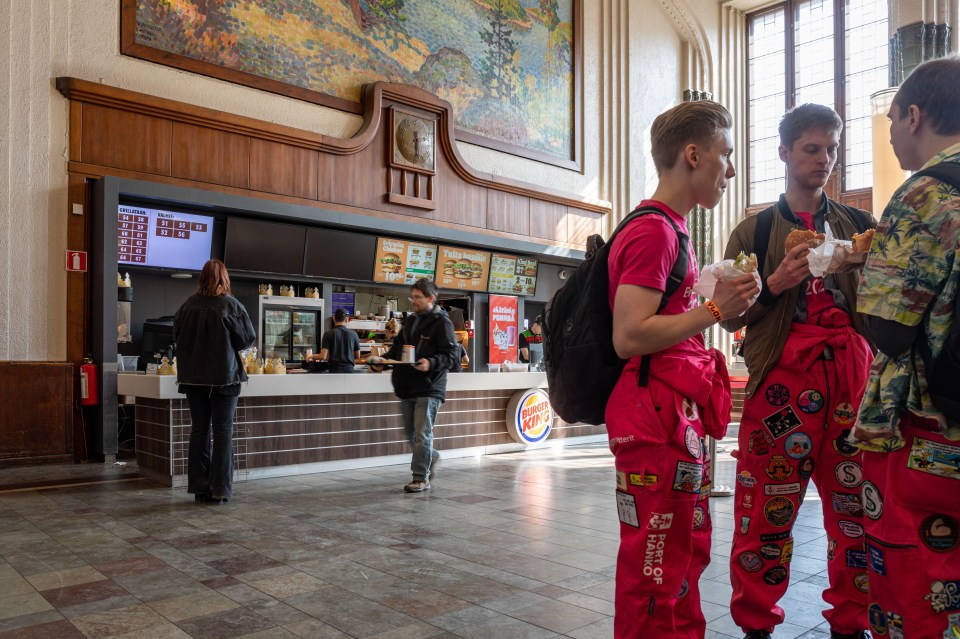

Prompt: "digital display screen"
[488,253,538,296]
[118,205,214,270]
[436,246,491,292]
[373,237,438,285]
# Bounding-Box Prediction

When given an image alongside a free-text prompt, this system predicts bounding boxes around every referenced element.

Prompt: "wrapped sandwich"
[851,229,875,252]
[785,229,826,252]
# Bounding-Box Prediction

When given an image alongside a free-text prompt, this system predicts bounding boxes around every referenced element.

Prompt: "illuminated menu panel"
[118,205,214,270]
[488,253,538,296]
[373,237,438,285]
[436,246,491,292]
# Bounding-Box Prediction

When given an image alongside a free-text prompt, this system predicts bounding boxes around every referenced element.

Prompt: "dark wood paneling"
[487,191,530,236]
[435,174,487,229]
[171,122,249,188]
[0,363,73,466]
[530,199,567,242]
[81,104,171,174]
[840,188,874,214]
[249,139,319,200]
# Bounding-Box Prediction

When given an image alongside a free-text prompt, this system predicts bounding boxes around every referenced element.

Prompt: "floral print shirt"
[852,143,960,452]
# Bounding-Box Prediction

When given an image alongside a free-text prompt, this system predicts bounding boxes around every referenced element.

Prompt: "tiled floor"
[0,440,838,639]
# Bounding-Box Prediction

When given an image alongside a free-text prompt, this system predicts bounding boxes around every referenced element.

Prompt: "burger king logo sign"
[506,389,554,445]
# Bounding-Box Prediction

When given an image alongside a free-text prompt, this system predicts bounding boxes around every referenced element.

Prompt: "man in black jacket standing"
[372,278,458,492]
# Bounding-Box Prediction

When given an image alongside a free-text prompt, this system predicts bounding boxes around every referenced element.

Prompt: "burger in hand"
[380,253,402,273]
[851,229,875,252]
[732,251,758,274]
[784,229,825,253]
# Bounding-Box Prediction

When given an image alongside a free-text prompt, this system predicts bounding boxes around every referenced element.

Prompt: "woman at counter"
[174,259,256,505]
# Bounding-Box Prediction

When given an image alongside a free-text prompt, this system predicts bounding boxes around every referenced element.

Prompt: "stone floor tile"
[0,618,85,639]
[69,604,168,639]
[508,598,607,634]
[175,608,276,639]
[147,589,239,622]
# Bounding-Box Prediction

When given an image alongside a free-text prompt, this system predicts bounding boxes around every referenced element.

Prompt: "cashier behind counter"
[307,309,360,373]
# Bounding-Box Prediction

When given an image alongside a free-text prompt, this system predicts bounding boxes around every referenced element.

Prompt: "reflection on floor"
[0,442,835,639]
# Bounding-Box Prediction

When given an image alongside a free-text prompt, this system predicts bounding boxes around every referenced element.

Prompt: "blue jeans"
[400,397,441,480]
[185,390,239,498]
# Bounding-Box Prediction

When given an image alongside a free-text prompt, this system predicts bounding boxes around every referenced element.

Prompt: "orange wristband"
[705,300,723,323]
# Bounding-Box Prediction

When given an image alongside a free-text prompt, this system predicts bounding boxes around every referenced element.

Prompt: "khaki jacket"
[720,195,876,397]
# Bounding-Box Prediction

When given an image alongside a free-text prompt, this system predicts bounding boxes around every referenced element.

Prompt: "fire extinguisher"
[80,357,99,406]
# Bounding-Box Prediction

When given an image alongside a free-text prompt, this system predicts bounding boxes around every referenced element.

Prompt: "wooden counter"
[118,372,605,486]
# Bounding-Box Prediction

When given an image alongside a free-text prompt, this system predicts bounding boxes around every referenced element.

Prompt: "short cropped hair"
[411,278,438,299]
[651,101,733,173]
[779,104,843,148]
[334,308,348,323]
[893,55,960,135]
[197,259,231,297]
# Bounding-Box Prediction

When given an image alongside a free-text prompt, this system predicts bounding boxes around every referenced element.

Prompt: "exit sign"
[65,250,88,272]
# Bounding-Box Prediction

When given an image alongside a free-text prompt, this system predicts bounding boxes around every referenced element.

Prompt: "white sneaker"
[404,479,430,493]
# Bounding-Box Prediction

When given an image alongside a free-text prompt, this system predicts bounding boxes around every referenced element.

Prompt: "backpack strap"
[753,207,775,279]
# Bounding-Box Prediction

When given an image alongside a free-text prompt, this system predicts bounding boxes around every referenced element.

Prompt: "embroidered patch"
[835,461,863,488]
[682,397,699,421]
[828,538,837,561]
[939,613,960,639]
[616,492,639,527]
[647,512,674,531]
[886,611,904,639]
[839,520,864,538]
[765,455,794,481]
[868,603,887,636]
[920,514,959,553]
[740,516,751,534]
[759,543,781,560]
[833,402,857,426]
[693,505,706,530]
[831,491,863,516]
[737,471,758,487]
[741,492,754,510]
[926,581,960,612]
[862,481,883,520]
[760,531,791,542]
[763,405,803,439]
[672,460,702,494]
[764,482,801,496]
[834,428,859,457]
[629,472,659,487]
[867,543,886,576]
[765,383,790,407]
[763,565,787,585]
[798,457,816,480]
[764,496,794,527]
[616,470,628,491]
[748,429,775,455]
[797,389,824,414]
[684,425,701,459]
[738,551,764,572]
[907,438,960,481]
[780,539,793,564]
[854,573,869,593]
[845,549,868,569]
[784,432,813,459]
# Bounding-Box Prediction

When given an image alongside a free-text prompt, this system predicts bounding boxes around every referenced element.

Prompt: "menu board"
[117,204,214,270]
[373,237,437,285]
[488,253,539,296]
[436,246,491,292]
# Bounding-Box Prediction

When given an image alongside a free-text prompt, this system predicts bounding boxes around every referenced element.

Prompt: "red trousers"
[730,320,872,635]
[862,414,960,639]
[606,348,730,639]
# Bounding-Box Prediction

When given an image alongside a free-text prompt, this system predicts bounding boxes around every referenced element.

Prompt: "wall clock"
[391,109,436,173]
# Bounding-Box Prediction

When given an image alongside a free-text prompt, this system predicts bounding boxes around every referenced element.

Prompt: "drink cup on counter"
[402,345,416,363]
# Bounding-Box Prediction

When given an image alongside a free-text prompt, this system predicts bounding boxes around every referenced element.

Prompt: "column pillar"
[889,0,953,84]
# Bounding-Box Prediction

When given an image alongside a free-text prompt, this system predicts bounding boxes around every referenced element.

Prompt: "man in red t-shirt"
[607,101,759,639]
[720,104,876,639]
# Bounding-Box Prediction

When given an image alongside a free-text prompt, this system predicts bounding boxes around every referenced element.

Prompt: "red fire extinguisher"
[80,357,99,406]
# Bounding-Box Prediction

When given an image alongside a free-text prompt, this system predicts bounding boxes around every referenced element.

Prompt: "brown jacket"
[721,194,876,397]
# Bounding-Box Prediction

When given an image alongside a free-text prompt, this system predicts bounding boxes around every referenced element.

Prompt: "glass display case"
[245,296,324,366]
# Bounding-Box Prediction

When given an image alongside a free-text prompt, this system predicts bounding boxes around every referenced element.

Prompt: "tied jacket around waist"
[174,294,257,387]
[384,306,458,402]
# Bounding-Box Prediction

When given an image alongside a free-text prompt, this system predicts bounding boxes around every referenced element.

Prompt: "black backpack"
[912,162,960,422]
[542,206,688,425]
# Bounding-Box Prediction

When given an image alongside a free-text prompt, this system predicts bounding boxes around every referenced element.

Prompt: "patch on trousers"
[737,471,758,487]
[647,512,674,531]
[863,481,883,520]
[854,573,869,593]
[698,478,712,501]
[835,460,863,488]
[766,455,794,481]
[831,491,864,516]
[765,482,801,496]
[780,539,793,564]
[759,543,781,560]
[834,428,860,457]
[798,457,816,480]
[763,405,803,439]
[839,520,865,538]
[763,565,787,585]
[941,613,960,639]
[684,425,701,459]
[682,398,699,421]
[833,402,857,426]
[615,492,639,527]
[927,580,960,612]
[737,551,764,572]
[748,429,775,455]
[867,543,886,576]
[742,492,755,510]
[630,472,659,487]
[765,383,790,407]
[643,532,668,584]
[845,549,868,569]
[672,461,702,494]
[740,516,751,534]
[764,496,794,527]
[760,531,791,542]
[797,389,824,414]
[693,505,706,530]
[908,438,960,481]
[828,538,837,561]
[785,432,813,459]
[921,514,960,553]
[616,471,628,491]
[869,603,887,636]
[677,579,689,599]
[886,612,904,639]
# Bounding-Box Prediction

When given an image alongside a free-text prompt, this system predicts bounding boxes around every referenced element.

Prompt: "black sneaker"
[744,631,772,639]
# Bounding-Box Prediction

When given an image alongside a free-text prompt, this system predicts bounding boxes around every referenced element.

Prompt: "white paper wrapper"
[807,225,868,276]
[693,261,763,316]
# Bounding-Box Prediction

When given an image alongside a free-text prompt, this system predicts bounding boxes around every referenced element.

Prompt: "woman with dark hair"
[174,259,256,504]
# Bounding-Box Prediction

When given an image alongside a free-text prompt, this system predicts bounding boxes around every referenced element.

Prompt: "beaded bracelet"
[705,300,723,323]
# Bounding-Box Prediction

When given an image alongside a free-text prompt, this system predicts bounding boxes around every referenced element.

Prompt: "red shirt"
[794,211,836,323]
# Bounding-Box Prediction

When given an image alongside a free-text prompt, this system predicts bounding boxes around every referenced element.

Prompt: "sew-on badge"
[616,491,640,527]
[831,491,863,516]
[763,496,794,527]
[765,383,790,407]
[868,603,887,637]
[677,579,689,599]
[693,505,706,530]
[827,538,837,561]
[765,455,794,481]
[939,613,960,639]
[867,543,886,576]
[835,461,863,488]
[845,549,868,569]
[926,580,960,612]
[748,429,773,455]
[798,457,816,480]
[832,402,856,426]
[759,543,780,560]
[672,460,703,494]
[854,573,869,593]
[797,389,824,414]
[784,432,813,459]
[886,612,904,639]
[838,520,864,538]
[684,425,701,459]
[763,405,803,439]
[760,531,790,543]
[763,566,787,585]
[616,470,628,491]
[780,539,793,564]
[862,481,883,520]
[737,471,758,487]
[740,516,751,534]
[920,514,959,553]
[907,438,960,481]
[764,482,801,496]
[738,551,764,572]
[629,472,659,487]
[647,512,674,530]
[834,428,860,457]
[682,397,699,421]
[742,492,754,510]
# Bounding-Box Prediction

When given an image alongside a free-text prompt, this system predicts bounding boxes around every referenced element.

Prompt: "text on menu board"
[117,205,214,270]
[437,246,491,291]
[488,253,539,296]
[373,237,437,285]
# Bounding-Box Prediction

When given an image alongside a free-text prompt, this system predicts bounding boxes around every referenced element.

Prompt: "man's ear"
[682,143,699,169]
[778,144,789,163]
[906,104,922,134]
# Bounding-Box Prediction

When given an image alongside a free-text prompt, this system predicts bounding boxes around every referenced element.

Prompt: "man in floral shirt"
[852,55,960,639]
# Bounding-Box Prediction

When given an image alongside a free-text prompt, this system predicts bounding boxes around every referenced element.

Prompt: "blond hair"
[651,101,733,173]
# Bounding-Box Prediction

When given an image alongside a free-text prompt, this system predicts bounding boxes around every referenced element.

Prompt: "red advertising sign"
[488,294,519,364]
[65,250,88,272]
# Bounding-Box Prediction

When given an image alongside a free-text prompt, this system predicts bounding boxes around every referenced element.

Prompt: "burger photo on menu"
[380,253,402,273]
[470,261,483,278]
[523,263,537,276]
[443,259,456,275]
[454,260,473,279]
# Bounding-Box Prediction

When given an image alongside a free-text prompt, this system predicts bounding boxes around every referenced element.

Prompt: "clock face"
[394,115,435,171]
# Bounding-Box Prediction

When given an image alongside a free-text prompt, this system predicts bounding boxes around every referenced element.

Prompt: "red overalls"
[607,343,731,639]
[729,310,873,635]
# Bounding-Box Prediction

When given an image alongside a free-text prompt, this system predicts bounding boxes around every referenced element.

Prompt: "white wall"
[0,0,718,360]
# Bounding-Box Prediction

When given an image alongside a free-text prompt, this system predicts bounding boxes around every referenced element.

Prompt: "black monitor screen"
[304,227,375,281]
[139,317,175,370]
[224,218,307,275]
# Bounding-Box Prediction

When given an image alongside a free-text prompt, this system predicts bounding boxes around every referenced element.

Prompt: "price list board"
[488,253,538,296]
[117,205,214,270]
